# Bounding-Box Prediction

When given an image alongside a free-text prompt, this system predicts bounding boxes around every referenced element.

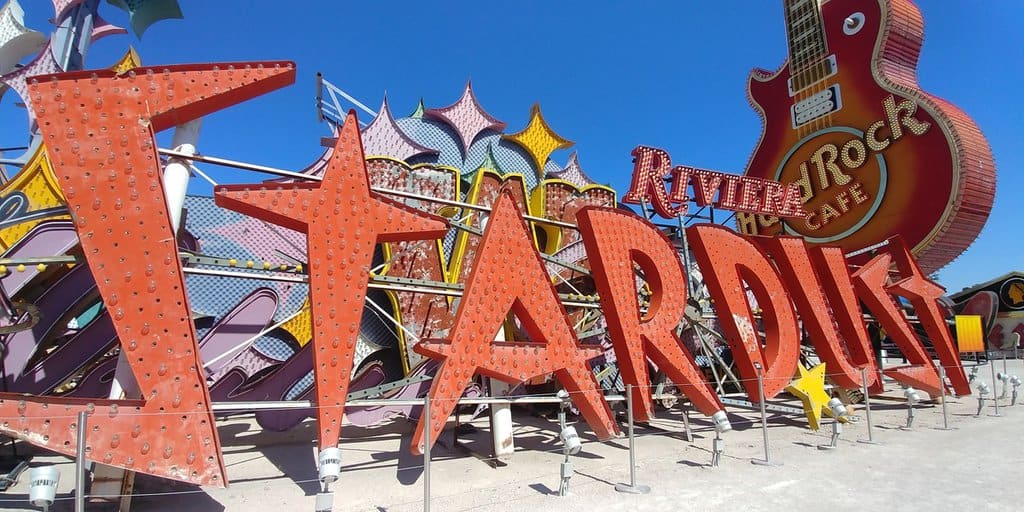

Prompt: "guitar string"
[790,0,818,139]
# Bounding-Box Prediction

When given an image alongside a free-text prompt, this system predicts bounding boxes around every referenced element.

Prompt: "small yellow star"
[110,47,142,74]
[786,363,843,430]
[503,103,573,179]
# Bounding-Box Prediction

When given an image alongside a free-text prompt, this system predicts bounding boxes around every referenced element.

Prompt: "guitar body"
[742,0,994,272]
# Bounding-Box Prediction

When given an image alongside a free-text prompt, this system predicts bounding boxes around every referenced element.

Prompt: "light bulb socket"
[318,447,342,484]
[711,410,732,433]
[560,426,582,455]
[28,465,60,507]
[827,397,848,418]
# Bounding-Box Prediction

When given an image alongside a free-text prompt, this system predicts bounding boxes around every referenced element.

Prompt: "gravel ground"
[3,357,1023,511]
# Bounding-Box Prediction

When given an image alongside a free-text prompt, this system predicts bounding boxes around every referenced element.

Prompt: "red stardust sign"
[0,62,968,487]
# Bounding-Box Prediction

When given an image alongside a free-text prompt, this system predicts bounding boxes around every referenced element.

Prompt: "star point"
[503,103,573,179]
[425,81,506,155]
[361,96,437,161]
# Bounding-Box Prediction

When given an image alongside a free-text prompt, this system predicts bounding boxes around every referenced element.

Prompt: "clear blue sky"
[5,1,1021,294]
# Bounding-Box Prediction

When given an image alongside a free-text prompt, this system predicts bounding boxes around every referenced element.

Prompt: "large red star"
[215,110,448,450]
[411,192,618,455]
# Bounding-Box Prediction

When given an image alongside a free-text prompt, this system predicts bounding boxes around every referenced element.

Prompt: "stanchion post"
[680,402,693,443]
[75,411,86,512]
[936,366,956,431]
[857,367,879,444]
[615,385,650,494]
[989,360,1002,417]
[423,397,431,512]
[751,363,781,466]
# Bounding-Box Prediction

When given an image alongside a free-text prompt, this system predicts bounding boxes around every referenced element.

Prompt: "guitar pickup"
[791,84,842,128]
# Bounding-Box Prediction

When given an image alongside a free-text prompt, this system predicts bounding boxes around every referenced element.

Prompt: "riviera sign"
[624,146,806,219]
[0,62,969,488]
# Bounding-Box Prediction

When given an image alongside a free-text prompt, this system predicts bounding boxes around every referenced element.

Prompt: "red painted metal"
[215,111,449,452]
[809,245,883,393]
[886,237,971,396]
[412,192,618,455]
[0,61,296,487]
[577,207,725,422]
[758,237,877,390]
[367,159,460,364]
[687,224,800,402]
[851,250,941,396]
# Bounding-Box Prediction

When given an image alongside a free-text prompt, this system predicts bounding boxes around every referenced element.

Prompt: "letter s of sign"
[0,62,299,487]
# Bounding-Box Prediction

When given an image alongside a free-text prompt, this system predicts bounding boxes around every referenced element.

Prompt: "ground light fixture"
[318,447,342,484]
[996,372,1012,399]
[28,465,59,511]
[901,387,922,430]
[819,397,848,450]
[315,446,342,512]
[556,389,579,496]
[560,426,582,456]
[976,381,991,416]
[711,410,732,433]
[710,412,730,467]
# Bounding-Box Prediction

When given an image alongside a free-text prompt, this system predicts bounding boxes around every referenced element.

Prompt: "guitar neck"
[783,0,830,92]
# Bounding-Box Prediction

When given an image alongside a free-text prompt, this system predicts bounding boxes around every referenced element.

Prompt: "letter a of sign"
[0,62,297,486]
[413,192,618,455]
[215,110,449,453]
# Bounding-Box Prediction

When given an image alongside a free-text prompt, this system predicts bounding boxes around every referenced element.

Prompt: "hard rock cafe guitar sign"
[737,0,995,273]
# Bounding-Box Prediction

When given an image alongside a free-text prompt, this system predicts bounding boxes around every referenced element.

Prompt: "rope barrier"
[1,359,989,420]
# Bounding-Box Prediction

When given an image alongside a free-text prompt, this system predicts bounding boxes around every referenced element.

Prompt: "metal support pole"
[676,214,696,297]
[990,360,1002,417]
[936,365,956,430]
[817,416,841,450]
[711,431,724,467]
[615,385,650,494]
[751,364,781,466]
[858,367,878,444]
[75,411,86,512]
[902,399,916,430]
[423,397,431,512]
[680,402,693,443]
[557,402,572,496]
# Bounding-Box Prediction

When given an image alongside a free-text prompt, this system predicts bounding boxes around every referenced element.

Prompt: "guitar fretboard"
[784,0,830,93]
